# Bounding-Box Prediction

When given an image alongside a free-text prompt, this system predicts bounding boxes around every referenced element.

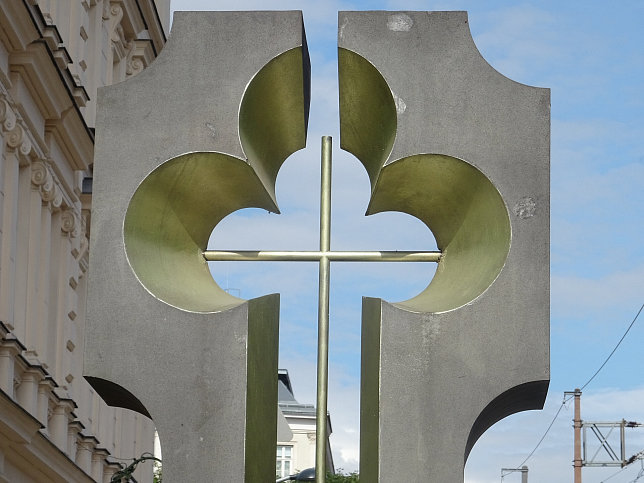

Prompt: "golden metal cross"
[203,137,441,481]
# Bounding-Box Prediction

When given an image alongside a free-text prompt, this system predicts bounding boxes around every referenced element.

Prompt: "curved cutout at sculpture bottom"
[465,379,550,462]
[85,376,152,419]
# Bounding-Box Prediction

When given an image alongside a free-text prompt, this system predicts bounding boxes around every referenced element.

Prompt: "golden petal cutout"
[339,48,511,313]
[124,47,309,313]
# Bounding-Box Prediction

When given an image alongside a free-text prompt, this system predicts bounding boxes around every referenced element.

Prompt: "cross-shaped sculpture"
[203,135,441,480]
[85,10,549,482]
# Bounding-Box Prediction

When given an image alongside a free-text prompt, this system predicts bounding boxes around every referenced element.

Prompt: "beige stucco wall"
[278,413,334,476]
[0,1,169,481]
[280,415,317,474]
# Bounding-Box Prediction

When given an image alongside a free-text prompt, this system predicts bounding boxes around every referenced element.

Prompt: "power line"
[601,465,627,482]
[510,301,644,470]
[600,458,644,483]
[580,302,644,391]
[630,460,644,483]
[514,396,568,469]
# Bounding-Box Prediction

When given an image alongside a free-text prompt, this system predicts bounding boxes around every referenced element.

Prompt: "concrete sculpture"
[85,9,549,482]
[85,11,310,482]
[338,11,550,481]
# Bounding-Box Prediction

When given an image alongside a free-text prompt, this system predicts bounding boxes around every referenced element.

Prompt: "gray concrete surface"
[85,12,309,481]
[338,11,550,481]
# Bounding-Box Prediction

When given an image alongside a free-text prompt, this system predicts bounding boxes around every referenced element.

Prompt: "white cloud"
[552,264,644,319]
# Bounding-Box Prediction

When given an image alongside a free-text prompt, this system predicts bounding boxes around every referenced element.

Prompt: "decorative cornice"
[0,87,48,161]
[102,0,112,20]
[0,325,112,480]
[31,161,63,209]
[5,124,34,159]
[77,432,100,448]
[0,99,17,132]
[125,39,155,78]
[81,210,89,239]
[0,0,40,52]
[77,209,90,271]
[30,160,47,184]
[0,332,27,352]
[0,92,42,160]
[39,376,57,391]
[110,3,125,43]
[93,447,111,458]
[41,183,63,207]
[109,2,128,60]
[125,41,143,77]
[15,0,92,146]
[2,85,80,203]
[61,209,80,238]
[68,419,85,433]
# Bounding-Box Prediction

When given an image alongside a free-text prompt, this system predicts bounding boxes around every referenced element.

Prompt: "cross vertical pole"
[316,136,332,482]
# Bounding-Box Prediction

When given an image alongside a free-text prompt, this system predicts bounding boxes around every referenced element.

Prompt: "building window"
[276,445,293,478]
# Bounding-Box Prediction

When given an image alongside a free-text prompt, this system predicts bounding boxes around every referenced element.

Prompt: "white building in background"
[0,1,169,481]
[277,369,335,479]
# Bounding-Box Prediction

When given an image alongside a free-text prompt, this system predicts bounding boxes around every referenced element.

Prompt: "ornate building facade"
[277,369,334,479]
[0,1,169,481]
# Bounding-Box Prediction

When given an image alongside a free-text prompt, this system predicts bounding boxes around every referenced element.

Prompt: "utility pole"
[564,389,583,482]
[501,466,528,482]
[565,388,644,473]
[573,389,583,483]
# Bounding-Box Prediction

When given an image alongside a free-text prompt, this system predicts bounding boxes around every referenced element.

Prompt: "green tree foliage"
[326,469,359,482]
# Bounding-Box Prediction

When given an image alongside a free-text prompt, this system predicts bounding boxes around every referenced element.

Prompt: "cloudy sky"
[168,1,644,480]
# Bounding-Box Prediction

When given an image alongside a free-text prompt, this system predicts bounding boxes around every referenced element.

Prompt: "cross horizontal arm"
[203,250,442,262]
